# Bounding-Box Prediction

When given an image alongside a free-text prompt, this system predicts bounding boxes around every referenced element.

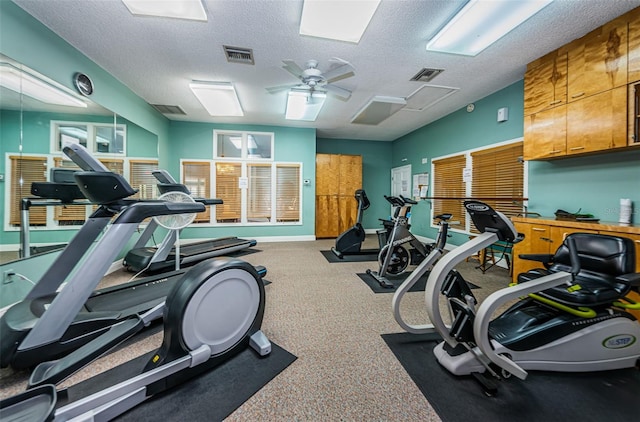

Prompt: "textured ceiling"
[13,0,640,141]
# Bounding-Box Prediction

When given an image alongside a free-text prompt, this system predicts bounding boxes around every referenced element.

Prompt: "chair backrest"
[551,233,636,277]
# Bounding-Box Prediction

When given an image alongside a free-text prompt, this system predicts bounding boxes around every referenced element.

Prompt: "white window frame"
[51,120,127,157]
[213,129,274,161]
[179,158,303,227]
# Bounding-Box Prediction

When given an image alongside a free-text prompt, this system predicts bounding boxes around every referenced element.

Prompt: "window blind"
[471,142,524,231]
[129,159,159,200]
[183,161,212,223]
[432,154,466,230]
[10,156,47,226]
[52,158,86,225]
[276,164,300,222]
[247,163,272,222]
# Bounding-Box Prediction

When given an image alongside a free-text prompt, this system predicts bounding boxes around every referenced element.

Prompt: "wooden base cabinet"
[511,217,639,283]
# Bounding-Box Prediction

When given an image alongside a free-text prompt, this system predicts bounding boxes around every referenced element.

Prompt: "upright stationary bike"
[366,195,431,288]
[331,189,375,258]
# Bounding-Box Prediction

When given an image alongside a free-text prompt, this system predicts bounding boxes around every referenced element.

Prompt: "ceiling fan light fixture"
[299,0,381,43]
[189,81,244,116]
[286,89,326,121]
[121,0,207,21]
[0,62,87,108]
[426,0,554,56]
[351,96,406,125]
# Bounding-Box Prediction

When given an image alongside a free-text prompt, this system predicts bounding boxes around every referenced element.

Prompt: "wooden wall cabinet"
[625,8,640,83]
[566,86,628,155]
[315,153,362,238]
[523,105,567,160]
[524,8,640,160]
[567,18,628,102]
[511,217,640,283]
[524,50,568,116]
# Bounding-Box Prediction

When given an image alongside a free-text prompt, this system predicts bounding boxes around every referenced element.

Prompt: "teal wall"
[391,81,526,244]
[167,121,317,239]
[391,79,640,245]
[316,138,393,230]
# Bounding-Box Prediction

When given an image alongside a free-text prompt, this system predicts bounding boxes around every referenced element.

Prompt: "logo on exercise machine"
[602,334,636,349]
[465,202,489,212]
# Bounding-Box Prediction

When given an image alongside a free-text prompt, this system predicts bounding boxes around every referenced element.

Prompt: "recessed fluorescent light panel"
[189,82,244,116]
[286,89,326,121]
[299,0,381,43]
[351,96,406,125]
[122,0,207,21]
[0,62,87,108]
[427,0,554,56]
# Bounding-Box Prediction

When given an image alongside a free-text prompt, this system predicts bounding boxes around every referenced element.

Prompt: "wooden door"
[315,153,362,238]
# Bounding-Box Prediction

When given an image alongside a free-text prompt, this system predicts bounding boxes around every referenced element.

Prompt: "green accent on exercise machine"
[528,293,597,318]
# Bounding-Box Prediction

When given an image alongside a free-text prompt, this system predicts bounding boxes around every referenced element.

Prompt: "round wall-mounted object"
[73,73,93,96]
[466,103,475,113]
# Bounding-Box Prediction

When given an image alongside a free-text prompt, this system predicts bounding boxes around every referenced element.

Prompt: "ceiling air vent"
[152,104,186,115]
[223,45,255,65]
[410,68,444,82]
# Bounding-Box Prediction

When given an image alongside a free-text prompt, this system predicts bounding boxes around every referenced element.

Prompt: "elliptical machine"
[424,200,640,395]
[331,189,377,258]
[366,195,431,288]
[0,159,271,421]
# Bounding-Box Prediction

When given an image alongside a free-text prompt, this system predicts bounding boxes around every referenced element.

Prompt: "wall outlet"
[0,173,4,182]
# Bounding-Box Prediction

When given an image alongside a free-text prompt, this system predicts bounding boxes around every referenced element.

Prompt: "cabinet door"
[567,19,627,101]
[315,195,340,238]
[512,222,554,282]
[549,227,598,250]
[523,105,567,160]
[524,51,567,116]
[338,195,358,233]
[566,86,627,155]
[598,231,640,273]
[338,154,362,196]
[316,154,340,196]
[628,8,640,83]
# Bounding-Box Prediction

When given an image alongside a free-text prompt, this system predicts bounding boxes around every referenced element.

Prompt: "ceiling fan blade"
[324,84,352,100]
[323,63,355,84]
[281,60,304,78]
[266,83,299,94]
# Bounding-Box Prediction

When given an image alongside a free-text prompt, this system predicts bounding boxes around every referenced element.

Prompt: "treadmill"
[123,169,258,273]
[0,144,267,371]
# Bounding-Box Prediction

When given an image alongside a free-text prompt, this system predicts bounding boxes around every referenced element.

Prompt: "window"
[247,163,272,222]
[214,162,241,223]
[471,142,524,221]
[6,154,157,230]
[432,154,467,231]
[178,130,302,226]
[214,130,273,160]
[183,161,212,223]
[9,155,47,226]
[129,160,160,200]
[52,121,126,155]
[431,140,525,233]
[276,164,300,222]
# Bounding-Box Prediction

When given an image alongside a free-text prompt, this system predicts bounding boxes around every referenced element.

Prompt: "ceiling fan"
[266,58,355,100]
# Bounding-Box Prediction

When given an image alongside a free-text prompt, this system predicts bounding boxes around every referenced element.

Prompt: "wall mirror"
[0,54,159,267]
